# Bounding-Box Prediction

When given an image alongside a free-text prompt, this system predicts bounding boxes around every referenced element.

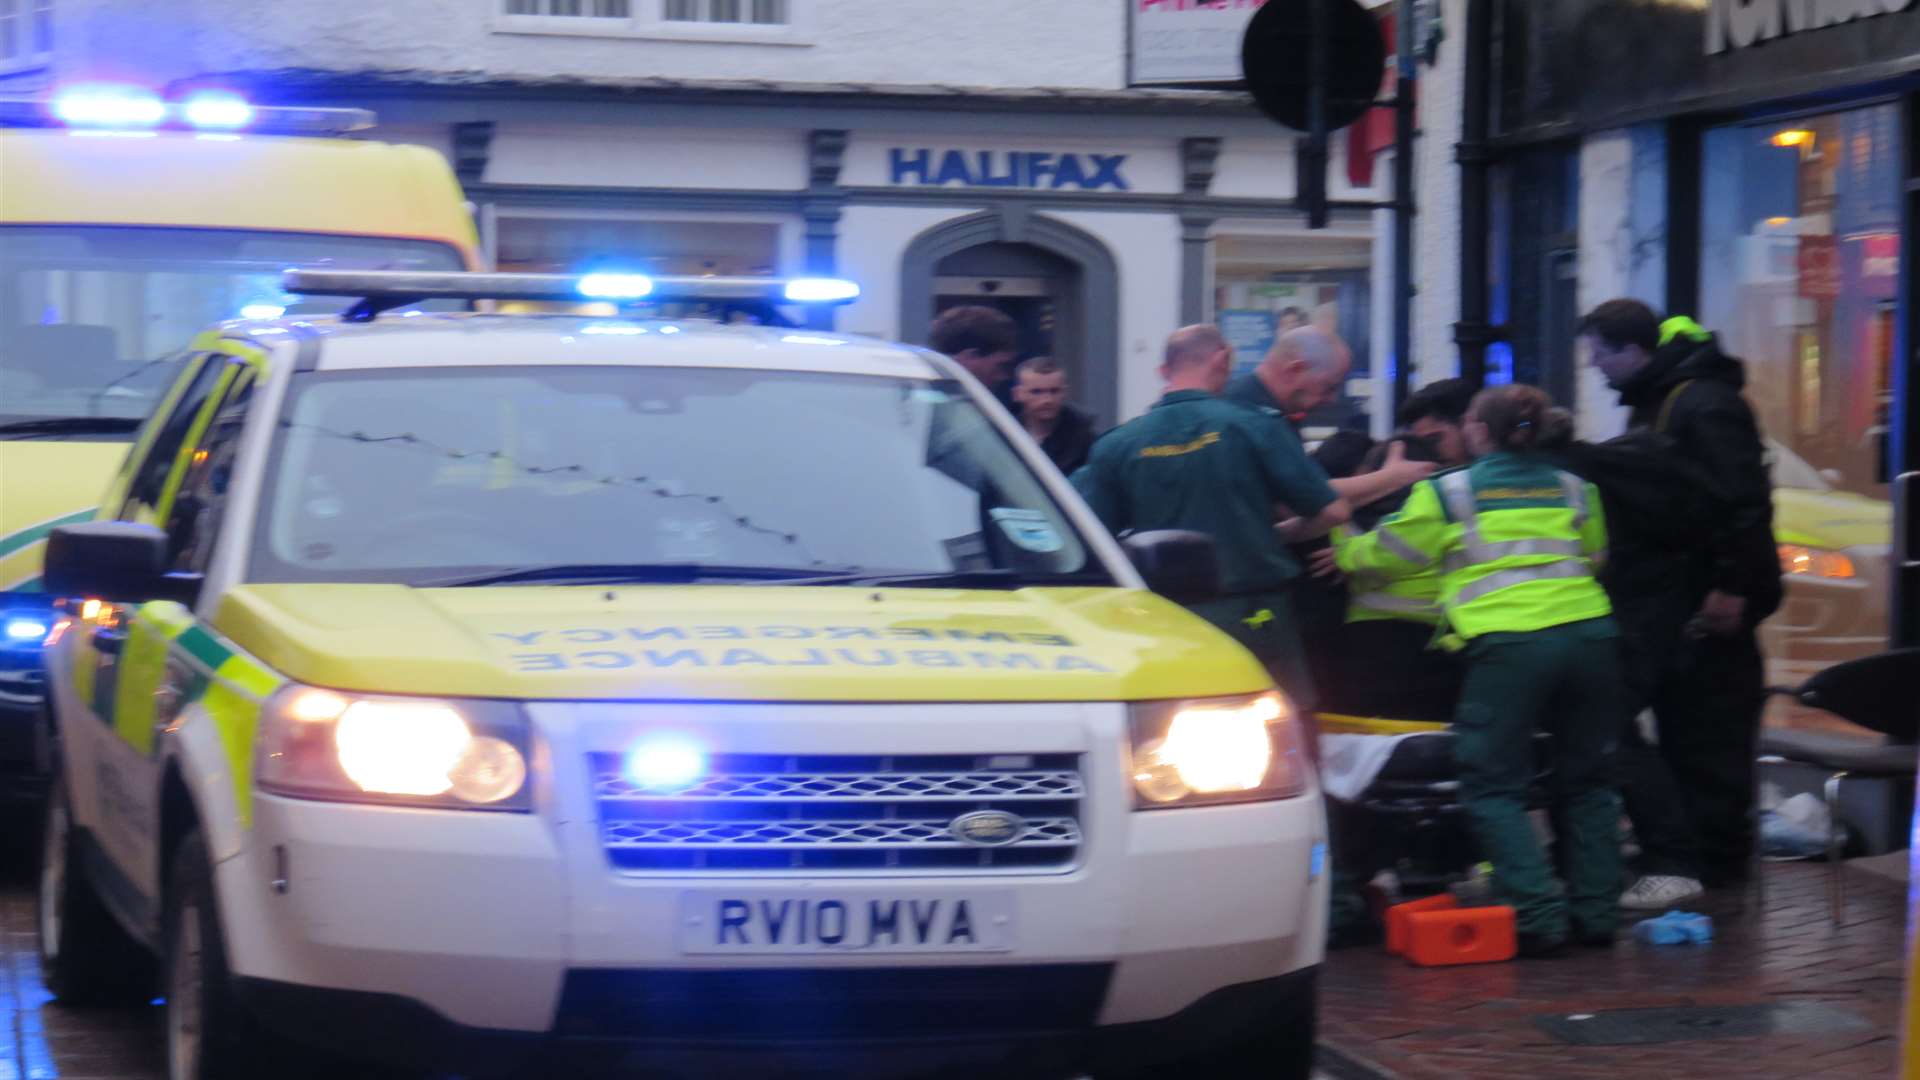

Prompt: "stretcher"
[1320,712,1556,895]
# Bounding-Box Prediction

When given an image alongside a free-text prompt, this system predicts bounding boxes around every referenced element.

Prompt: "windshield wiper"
[839,568,1116,590]
[417,563,869,589]
[0,416,143,440]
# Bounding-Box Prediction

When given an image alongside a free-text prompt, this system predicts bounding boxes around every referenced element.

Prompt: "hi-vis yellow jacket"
[1331,521,1444,627]
[1334,451,1612,641]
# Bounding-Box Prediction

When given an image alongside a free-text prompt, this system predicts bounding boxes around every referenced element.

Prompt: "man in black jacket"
[1009,356,1097,475]
[1577,299,1782,906]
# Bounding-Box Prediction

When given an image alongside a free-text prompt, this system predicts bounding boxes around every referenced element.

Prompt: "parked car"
[1763,438,1894,686]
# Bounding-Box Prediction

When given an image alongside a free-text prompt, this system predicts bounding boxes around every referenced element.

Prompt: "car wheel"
[165,829,277,1080]
[37,774,152,1005]
[164,830,399,1080]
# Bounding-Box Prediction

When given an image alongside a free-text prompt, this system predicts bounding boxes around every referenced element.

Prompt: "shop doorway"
[900,211,1120,425]
[932,242,1082,408]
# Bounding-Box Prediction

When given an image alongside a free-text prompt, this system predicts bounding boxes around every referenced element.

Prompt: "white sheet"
[1318,731,1425,802]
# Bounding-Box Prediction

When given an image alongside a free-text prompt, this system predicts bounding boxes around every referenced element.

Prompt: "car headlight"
[257,686,532,811]
[1128,691,1308,809]
[1778,543,1856,579]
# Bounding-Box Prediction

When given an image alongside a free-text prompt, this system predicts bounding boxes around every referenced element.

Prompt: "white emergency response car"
[37,271,1327,1080]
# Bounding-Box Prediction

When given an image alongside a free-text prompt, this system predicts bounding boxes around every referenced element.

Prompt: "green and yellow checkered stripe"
[121,602,286,827]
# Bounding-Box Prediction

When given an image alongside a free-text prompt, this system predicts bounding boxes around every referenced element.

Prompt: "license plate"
[678,891,1015,955]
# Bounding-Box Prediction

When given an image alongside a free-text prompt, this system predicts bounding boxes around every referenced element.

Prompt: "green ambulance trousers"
[1453,617,1625,941]
[1187,589,1317,715]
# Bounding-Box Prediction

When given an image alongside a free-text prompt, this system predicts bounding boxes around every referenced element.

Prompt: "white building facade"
[8,0,1410,427]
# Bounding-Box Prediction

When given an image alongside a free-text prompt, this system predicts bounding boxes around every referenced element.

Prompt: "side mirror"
[43,522,199,605]
[1120,530,1221,605]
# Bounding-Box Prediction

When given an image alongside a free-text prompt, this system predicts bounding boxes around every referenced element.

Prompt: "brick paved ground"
[1318,860,1910,1080]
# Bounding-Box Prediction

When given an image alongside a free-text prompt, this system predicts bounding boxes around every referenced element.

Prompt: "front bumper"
[215,700,1327,1067]
[232,964,1318,1079]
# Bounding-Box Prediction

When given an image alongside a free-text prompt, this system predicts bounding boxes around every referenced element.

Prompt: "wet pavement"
[2,804,1903,1080]
[1318,859,1909,1079]
[0,821,165,1080]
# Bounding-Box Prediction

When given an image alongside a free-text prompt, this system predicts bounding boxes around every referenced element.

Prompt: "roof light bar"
[785,277,863,303]
[577,273,655,300]
[52,87,165,128]
[181,91,255,130]
[282,269,864,311]
[0,93,373,135]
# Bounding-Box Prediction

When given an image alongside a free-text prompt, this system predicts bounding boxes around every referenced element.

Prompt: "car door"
[58,351,212,826]
[72,352,252,915]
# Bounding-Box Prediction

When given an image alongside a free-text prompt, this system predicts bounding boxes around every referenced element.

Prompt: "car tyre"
[165,828,284,1080]
[164,830,416,1080]
[37,773,153,1005]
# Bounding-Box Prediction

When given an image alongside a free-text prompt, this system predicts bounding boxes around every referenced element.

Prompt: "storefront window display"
[1215,272,1371,431]
[1699,103,1898,689]
[1217,280,1340,378]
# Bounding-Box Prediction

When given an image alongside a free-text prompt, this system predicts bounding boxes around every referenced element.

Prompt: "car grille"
[589,752,1085,874]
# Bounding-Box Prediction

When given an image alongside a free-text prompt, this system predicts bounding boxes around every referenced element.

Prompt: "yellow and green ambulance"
[0,87,480,795]
[35,270,1328,1080]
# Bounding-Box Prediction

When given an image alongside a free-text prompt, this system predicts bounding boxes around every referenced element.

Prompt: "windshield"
[0,225,464,437]
[252,365,1104,587]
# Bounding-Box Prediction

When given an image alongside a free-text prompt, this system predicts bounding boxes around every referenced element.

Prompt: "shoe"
[1617,874,1705,911]
[1518,932,1568,958]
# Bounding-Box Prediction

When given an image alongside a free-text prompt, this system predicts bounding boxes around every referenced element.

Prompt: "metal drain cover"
[1534,1001,1871,1046]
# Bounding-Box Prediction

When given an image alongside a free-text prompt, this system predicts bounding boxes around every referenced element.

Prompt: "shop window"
[665,0,786,24]
[505,0,630,15]
[1212,233,1373,432]
[495,217,781,278]
[492,215,785,315]
[496,0,800,38]
[0,0,52,72]
[1699,103,1897,713]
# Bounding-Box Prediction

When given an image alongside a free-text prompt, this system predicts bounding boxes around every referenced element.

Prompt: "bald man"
[1072,324,1351,712]
[1226,327,1436,509]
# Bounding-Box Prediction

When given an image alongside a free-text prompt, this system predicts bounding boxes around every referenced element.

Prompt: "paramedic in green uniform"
[1335,384,1625,955]
[1226,328,1437,509]
[1071,324,1351,713]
